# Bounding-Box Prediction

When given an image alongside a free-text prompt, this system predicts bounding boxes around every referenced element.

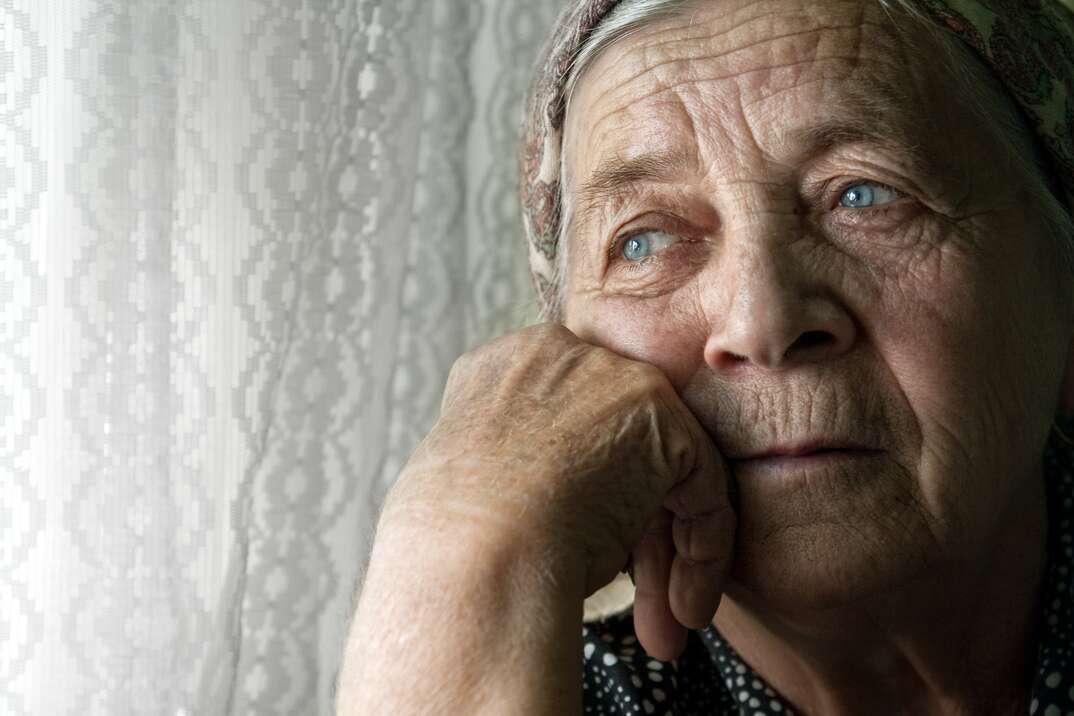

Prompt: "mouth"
[731,446,881,461]
[728,448,885,478]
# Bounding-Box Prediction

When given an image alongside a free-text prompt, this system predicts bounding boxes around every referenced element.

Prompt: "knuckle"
[448,329,526,384]
[480,323,576,367]
[622,360,670,397]
[634,359,666,383]
[663,486,694,518]
[665,480,733,519]
[523,321,575,346]
[443,353,475,395]
[643,514,673,537]
[672,511,735,565]
[446,353,470,380]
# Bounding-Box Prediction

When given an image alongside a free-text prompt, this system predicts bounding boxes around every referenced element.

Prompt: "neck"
[714,483,1047,716]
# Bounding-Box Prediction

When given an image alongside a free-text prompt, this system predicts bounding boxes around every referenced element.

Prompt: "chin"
[724,460,941,614]
[725,527,915,616]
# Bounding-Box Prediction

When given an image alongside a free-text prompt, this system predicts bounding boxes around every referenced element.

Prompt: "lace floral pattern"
[2,0,560,713]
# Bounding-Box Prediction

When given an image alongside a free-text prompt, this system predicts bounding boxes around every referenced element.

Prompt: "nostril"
[791,331,833,354]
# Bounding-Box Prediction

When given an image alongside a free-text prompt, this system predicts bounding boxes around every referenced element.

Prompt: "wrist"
[374,499,587,607]
[378,463,588,601]
[340,504,586,714]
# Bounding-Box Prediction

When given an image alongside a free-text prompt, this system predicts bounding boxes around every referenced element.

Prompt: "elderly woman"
[338,0,1074,713]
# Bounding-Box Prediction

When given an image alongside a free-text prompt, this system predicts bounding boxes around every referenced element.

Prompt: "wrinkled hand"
[382,323,736,660]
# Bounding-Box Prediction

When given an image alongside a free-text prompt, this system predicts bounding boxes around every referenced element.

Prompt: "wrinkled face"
[562,0,1074,609]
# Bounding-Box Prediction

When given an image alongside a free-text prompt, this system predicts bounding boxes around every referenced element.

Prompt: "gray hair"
[552,0,1074,316]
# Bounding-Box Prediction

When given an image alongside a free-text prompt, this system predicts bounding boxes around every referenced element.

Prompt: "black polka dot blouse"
[582,433,1074,715]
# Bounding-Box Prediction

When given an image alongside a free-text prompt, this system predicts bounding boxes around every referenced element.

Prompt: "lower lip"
[730,449,883,476]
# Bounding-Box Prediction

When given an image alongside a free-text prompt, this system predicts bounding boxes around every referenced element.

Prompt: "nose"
[702,238,856,374]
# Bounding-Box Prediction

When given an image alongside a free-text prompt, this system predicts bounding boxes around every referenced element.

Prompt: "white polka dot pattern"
[582,430,1074,714]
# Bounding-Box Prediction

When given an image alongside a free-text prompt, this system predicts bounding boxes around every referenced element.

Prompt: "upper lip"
[728,439,878,460]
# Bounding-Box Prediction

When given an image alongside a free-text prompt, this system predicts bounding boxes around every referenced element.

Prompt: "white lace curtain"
[2,1,561,712]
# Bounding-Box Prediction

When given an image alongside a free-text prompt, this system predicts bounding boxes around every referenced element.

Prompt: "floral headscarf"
[518,0,1074,315]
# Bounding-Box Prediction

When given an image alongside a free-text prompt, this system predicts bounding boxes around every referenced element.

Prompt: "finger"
[631,508,688,662]
[669,506,735,628]
[662,447,736,629]
[661,445,729,518]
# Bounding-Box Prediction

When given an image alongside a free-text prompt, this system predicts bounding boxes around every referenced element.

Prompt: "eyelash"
[608,228,690,273]
[619,255,655,273]
[832,179,913,215]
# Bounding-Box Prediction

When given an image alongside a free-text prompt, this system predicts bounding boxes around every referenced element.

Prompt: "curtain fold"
[2,0,561,713]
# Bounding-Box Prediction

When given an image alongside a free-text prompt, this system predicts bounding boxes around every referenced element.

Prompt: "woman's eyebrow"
[792,115,936,181]
[573,148,696,232]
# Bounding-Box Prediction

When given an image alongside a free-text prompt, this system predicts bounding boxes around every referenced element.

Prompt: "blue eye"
[619,231,680,262]
[839,182,900,208]
[622,235,651,261]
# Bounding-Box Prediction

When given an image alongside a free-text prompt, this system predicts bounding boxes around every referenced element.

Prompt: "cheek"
[566,293,709,389]
[866,224,1056,499]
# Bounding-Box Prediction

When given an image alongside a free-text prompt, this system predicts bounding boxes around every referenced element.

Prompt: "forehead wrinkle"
[575,0,891,109]
[572,0,906,151]
[649,18,888,68]
[577,48,927,182]
[736,57,931,170]
[584,45,928,181]
[583,18,885,126]
[615,0,879,61]
[583,54,871,147]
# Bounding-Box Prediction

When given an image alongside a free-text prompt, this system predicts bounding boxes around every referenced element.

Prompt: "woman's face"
[561,0,1074,608]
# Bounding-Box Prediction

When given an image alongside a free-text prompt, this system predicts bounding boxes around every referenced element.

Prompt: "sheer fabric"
[2,0,562,713]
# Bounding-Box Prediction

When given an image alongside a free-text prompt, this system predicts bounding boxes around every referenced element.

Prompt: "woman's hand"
[381,323,736,660]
